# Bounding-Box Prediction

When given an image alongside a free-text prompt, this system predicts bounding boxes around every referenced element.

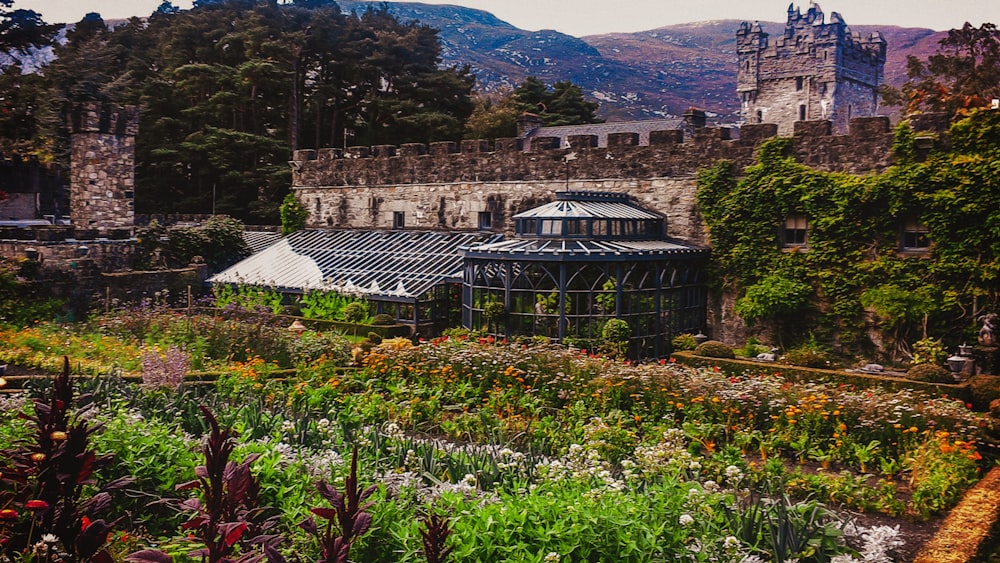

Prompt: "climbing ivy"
[697,110,1000,360]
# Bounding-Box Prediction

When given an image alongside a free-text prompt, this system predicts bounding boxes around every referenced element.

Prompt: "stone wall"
[68,103,140,230]
[291,117,918,240]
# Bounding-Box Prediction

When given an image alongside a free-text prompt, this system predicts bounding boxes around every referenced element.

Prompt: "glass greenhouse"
[462,191,708,358]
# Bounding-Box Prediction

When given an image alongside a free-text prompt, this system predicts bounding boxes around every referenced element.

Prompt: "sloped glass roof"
[211,229,502,299]
[513,191,661,221]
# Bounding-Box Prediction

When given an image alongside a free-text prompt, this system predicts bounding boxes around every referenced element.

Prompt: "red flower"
[25,500,48,511]
[0,509,18,519]
[81,516,92,531]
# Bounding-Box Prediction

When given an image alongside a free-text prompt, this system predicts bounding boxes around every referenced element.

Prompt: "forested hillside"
[2,0,476,220]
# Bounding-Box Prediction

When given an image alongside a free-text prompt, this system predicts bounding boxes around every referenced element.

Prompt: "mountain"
[339,1,948,123]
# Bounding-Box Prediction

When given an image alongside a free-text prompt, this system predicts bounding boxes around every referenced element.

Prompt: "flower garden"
[1,305,998,563]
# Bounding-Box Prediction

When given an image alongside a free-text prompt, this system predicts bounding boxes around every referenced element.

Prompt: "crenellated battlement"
[66,102,140,137]
[736,4,885,135]
[291,117,934,189]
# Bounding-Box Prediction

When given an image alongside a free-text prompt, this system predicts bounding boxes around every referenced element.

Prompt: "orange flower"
[25,500,48,511]
[0,509,18,519]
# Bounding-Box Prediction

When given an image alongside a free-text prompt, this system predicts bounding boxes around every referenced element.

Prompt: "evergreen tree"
[512,76,600,126]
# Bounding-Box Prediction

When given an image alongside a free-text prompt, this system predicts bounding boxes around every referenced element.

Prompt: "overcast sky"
[13,0,1000,36]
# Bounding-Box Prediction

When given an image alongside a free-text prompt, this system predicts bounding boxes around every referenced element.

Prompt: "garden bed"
[672,351,974,404]
[2,319,998,562]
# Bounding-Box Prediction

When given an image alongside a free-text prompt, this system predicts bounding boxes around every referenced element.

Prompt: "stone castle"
[737,3,886,135]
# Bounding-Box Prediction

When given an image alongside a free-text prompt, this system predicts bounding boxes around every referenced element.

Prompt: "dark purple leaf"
[352,512,372,537]
[310,507,338,520]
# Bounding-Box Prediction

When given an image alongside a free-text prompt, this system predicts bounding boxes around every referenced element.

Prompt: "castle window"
[799,105,806,121]
[795,76,804,91]
[782,214,808,249]
[393,211,405,229]
[478,211,492,230]
[756,110,763,123]
[901,218,930,252]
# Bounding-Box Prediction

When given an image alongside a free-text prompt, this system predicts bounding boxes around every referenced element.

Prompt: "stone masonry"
[68,103,140,230]
[737,4,885,135]
[289,116,928,246]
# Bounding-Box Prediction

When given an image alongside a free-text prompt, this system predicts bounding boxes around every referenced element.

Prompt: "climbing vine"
[697,110,1000,361]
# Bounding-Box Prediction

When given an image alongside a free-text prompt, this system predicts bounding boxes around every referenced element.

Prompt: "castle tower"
[67,103,140,230]
[737,3,886,135]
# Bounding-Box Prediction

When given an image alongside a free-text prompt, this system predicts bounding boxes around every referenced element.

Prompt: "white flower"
[688,460,702,471]
[725,465,742,479]
[723,536,741,551]
[41,534,58,544]
[679,514,694,526]
[544,552,561,562]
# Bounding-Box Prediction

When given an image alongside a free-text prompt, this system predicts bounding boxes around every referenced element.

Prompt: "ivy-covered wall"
[697,110,1000,362]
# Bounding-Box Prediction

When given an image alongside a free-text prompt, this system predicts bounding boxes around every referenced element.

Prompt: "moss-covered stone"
[694,340,735,359]
[906,363,954,384]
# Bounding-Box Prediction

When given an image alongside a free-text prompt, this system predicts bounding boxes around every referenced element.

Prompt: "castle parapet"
[372,145,396,158]
[399,143,427,157]
[462,139,489,153]
[346,146,370,158]
[429,141,457,156]
[567,135,598,149]
[531,137,561,151]
[607,132,640,147]
[849,117,890,138]
[494,138,523,152]
[794,120,833,137]
[738,123,779,143]
[67,102,139,136]
[649,130,684,145]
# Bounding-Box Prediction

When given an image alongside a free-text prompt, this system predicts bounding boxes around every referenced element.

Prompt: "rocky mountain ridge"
[339,1,947,122]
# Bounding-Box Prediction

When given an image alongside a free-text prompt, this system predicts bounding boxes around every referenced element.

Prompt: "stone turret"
[737,3,886,135]
[67,103,140,230]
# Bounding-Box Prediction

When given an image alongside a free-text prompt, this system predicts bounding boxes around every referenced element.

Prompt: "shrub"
[367,332,382,345]
[967,375,1000,409]
[671,333,697,351]
[783,336,835,368]
[906,363,953,384]
[342,302,368,324]
[734,337,770,358]
[694,340,735,359]
[911,338,948,366]
[370,314,395,326]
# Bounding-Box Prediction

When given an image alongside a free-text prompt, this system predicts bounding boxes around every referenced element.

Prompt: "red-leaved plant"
[0,356,132,562]
[298,445,376,563]
[127,406,284,563]
[419,513,454,563]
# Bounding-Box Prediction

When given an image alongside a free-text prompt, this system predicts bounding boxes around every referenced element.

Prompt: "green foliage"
[601,318,631,358]
[783,335,834,369]
[279,192,308,235]
[513,76,601,126]
[343,301,369,324]
[906,363,953,384]
[167,215,251,272]
[213,283,285,315]
[370,313,395,326]
[2,1,472,221]
[671,333,697,351]
[734,337,770,358]
[693,340,735,359]
[697,115,1000,360]
[464,91,519,140]
[911,337,948,366]
[298,291,366,321]
[0,257,65,326]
